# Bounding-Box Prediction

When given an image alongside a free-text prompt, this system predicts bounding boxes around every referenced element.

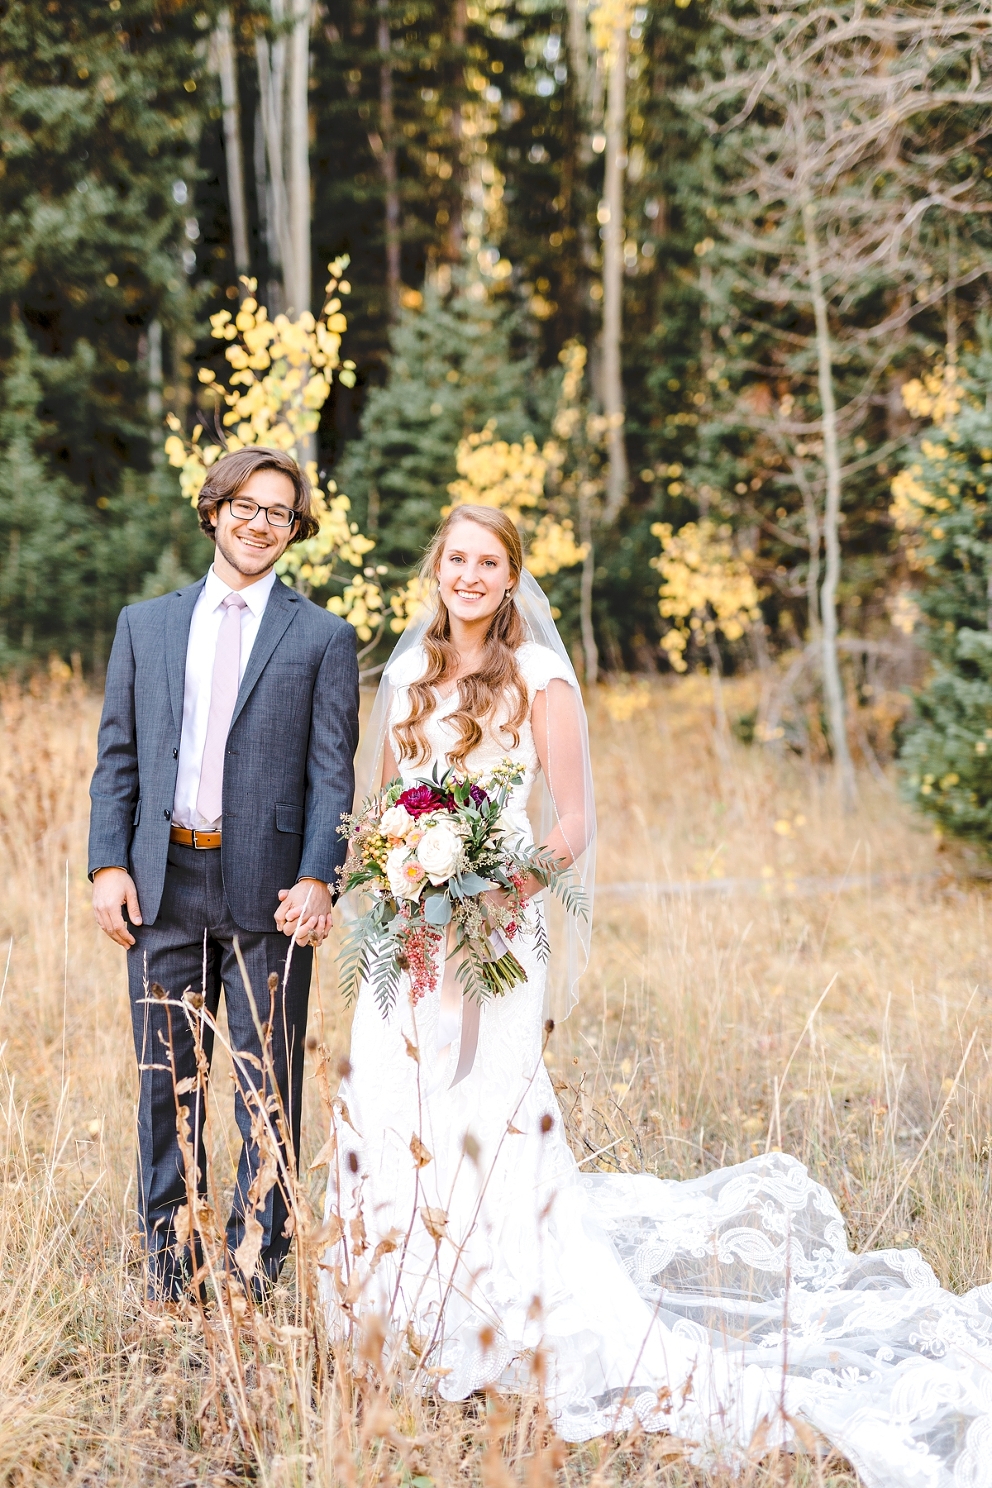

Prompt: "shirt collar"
[203,565,277,619]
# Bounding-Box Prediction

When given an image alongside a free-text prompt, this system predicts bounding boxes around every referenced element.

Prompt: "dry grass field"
[1,668,990,1486]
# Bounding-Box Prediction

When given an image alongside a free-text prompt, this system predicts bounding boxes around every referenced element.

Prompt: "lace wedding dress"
[324,643,992,1488]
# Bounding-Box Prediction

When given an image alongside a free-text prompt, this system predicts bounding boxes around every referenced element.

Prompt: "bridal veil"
[351,567,596,1021]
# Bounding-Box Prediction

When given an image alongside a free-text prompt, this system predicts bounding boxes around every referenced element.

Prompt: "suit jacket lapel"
[166,578,206,733]
[229,578,300,731]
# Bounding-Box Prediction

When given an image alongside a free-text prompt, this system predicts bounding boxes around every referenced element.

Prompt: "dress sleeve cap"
[517,642,575,695]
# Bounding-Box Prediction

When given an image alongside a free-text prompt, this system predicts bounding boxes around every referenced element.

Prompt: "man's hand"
[92,867,142,948]
[275,878,333,945]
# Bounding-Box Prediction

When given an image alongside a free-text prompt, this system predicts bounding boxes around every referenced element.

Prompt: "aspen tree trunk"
[783,452,821,640]
[566,0,590,113]
[946,218,958,365]
[255,13,291,300]
[802,484,821,641]
[287,0,314,466]
[707,635,731,768]
[147,319,163,422]
[579,481,598,685]
[253,105,275,306]
[377,0,401,311]
[285,0,312,319]
[600,17,629,523]
[803,198,856,811]
[255,0,314,463]
[214,9,251,284]
[447,0,467,262]
[254,2,292,305]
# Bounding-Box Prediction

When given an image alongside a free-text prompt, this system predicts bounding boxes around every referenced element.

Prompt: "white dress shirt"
[172,566,276,830]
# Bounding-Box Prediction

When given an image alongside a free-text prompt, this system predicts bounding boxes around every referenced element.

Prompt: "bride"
[323,505,992,1487]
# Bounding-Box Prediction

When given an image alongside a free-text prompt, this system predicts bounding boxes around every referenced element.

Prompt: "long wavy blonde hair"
[393,506,529,769]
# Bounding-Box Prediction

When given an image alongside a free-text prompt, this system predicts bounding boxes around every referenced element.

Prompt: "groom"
[89,446,359,1303]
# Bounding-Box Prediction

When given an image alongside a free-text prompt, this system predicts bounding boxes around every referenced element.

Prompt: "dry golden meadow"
[1,668,990,1487]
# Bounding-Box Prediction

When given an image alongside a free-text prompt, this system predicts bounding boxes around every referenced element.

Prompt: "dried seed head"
[540,1113,553,1135]
[150,982,167,1000]
[544,1018,555,1036]
[347,1150,359,1174]
[268,972,279,993]
[337,1057,352,1079]
[462,1131,480,1163]
[185,991,204,1010]
[409,1133,432,1168]
[479,1324,496,1351]
[305,1034,318,1051]
[420,1204,448,1241]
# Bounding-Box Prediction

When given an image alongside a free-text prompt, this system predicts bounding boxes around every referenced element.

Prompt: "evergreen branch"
[337,918,371,1005]
[517,845,590,920]
[533,914,550,966]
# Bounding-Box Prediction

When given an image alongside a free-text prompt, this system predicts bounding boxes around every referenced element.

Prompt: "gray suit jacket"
[88,574,359,931]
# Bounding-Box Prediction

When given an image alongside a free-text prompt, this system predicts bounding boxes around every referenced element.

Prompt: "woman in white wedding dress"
[324,506,992,1487]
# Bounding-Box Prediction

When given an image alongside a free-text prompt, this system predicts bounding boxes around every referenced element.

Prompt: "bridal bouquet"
[337,760,585,1014]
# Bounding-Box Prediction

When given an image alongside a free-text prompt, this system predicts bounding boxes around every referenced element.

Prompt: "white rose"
[385,846,426,900]
[380,803,414,840]
[416,822,462,885]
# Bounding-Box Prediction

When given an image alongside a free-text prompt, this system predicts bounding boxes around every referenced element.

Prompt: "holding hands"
[93,869,332,947]
[276,878,334,946]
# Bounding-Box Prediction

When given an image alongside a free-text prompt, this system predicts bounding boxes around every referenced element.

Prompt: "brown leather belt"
[169,825,222,850]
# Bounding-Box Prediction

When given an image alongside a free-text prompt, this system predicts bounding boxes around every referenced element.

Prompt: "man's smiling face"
[208,467,298,584]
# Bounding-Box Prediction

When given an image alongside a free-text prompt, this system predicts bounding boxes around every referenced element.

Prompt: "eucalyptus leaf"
[455,872,496,896]
[424,893,453,926]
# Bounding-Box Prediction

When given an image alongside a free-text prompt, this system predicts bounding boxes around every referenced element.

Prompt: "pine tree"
[0,325,97,667]
[0,0,215,665]
[0,321,212,669]
[895,348,992,850]
[336,272,549,571]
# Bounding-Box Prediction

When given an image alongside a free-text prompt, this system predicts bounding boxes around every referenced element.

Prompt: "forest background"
[5,0,992,806]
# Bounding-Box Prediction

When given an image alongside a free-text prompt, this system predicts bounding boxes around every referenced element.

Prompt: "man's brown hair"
[196,446,319,544]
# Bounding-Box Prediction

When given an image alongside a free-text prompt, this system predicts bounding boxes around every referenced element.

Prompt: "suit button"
[173,748,178,759]
[164,809,171,819]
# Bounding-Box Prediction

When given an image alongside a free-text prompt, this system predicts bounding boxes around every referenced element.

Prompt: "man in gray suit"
[89,445,359,1304]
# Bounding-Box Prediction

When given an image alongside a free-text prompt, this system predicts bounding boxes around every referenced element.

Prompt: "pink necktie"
[196,592,248,824]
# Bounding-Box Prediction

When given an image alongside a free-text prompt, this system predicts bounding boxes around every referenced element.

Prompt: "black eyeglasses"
[223,497,299,529]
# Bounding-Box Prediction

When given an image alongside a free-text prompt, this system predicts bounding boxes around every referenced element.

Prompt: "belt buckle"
[191,829,205,849]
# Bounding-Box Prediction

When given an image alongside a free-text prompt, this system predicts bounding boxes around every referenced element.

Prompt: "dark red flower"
[469,784,488,807]
[398,784,448,817]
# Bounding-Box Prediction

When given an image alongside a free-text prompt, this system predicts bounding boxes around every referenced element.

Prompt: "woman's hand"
[483,886,513,917]
[483,875,540,919]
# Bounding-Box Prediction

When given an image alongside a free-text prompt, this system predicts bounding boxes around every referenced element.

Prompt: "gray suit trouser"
[126,841,312,1300]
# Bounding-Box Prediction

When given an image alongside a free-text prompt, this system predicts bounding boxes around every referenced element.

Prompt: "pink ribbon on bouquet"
[436,929,508,1087]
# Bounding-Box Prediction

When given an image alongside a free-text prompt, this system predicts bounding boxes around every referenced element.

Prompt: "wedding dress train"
[323,642,992,1488]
